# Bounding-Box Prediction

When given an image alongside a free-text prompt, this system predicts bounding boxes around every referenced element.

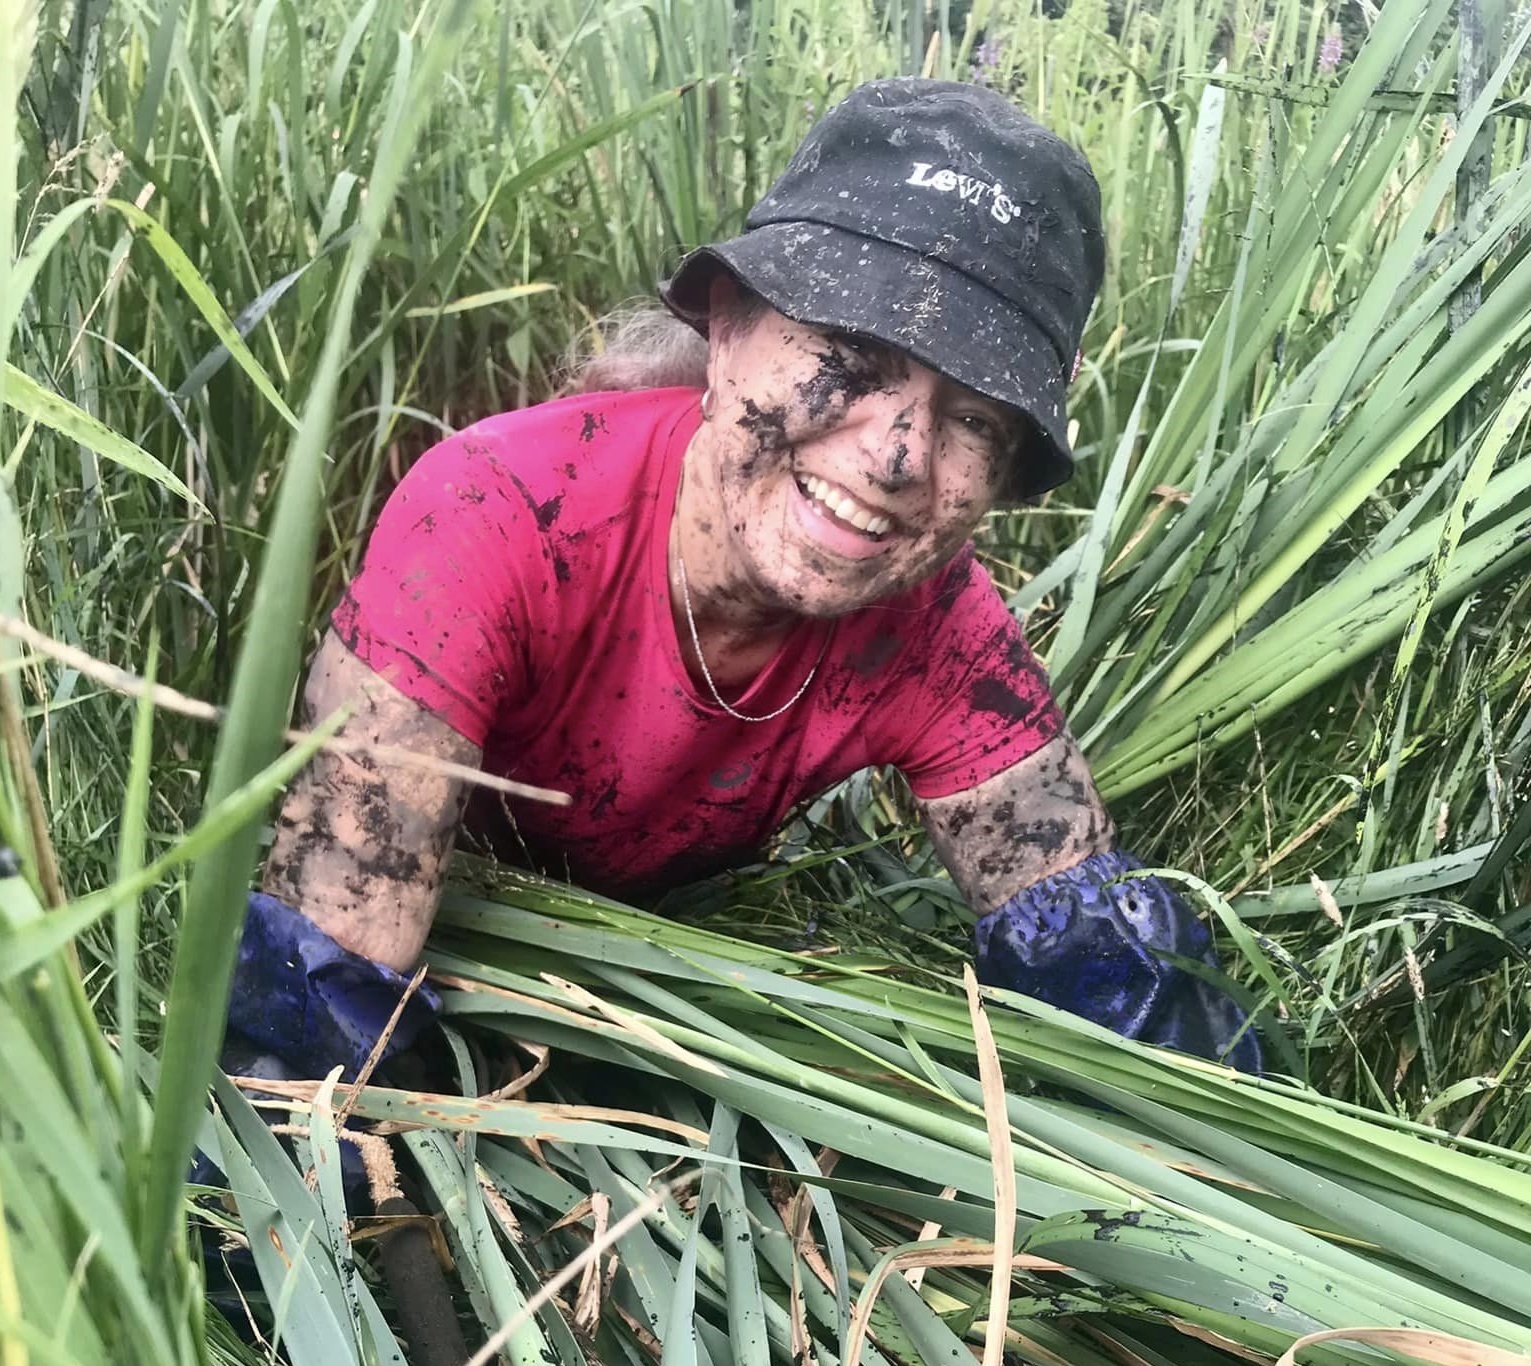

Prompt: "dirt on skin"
[918,728,1115,911]
[262,629,476,970]
[683,313,1014,631]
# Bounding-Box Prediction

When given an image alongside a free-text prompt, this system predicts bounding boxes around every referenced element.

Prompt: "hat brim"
[660,221,1076,496]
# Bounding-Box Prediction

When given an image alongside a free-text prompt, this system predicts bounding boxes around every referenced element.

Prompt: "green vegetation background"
[11,0,1531,1361]
[8,0,1531,1156]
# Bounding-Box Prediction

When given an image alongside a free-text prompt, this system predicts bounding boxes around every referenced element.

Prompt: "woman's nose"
[875,402,931,489]
[860,386,938,492]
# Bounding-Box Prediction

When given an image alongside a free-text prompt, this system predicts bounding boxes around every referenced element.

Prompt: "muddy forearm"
[925,732,1261,1071]
[262,630,478,971]
[918,729,1115,913]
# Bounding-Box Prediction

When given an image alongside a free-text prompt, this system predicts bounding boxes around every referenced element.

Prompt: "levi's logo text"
[906,161,1020,224]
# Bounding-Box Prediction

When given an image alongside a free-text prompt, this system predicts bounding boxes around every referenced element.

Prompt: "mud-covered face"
[700,303,1023,619]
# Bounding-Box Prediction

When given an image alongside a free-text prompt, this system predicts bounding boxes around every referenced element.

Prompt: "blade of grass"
[964,963,1014,1366]
[111,635,157,1225]
[1,715,339,983]
[2,365,202,508]
[139,0,478,1274]
[763,1122,853,1358]
[708,1104,770,1366]
[209,1077,364,1366]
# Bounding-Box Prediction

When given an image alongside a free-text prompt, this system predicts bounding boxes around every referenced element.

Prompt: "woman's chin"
[758,554,939,620]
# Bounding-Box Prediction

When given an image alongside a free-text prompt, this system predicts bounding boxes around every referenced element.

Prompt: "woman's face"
[699,286,1025,621]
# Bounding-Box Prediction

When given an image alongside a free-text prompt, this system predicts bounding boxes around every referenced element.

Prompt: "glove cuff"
[226,892,442,1079]
[975,850,1161,1035]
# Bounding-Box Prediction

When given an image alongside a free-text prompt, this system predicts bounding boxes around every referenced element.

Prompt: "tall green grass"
[5,0,1531,1358]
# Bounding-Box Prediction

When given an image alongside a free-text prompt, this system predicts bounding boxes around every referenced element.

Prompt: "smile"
[795,473,894,538]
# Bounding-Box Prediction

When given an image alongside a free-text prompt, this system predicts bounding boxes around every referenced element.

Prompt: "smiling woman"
[231,77,1262,1102]
[680,289,1024,623]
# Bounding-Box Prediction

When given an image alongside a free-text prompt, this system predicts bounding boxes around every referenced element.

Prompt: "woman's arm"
[261,628,479,971]
[918,729,1112,911]
[917,729,1261,1069]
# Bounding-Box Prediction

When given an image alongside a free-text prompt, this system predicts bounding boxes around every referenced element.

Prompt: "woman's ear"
[703,272,744,394]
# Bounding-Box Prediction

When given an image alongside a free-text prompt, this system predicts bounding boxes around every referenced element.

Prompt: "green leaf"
[140,1,479,1273]
[2,364,203,509]
[0,717,339,984]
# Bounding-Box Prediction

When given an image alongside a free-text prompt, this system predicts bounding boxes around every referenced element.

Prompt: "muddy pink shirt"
[333,387,1063,895]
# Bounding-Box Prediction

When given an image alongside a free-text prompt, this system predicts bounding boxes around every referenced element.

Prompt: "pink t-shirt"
[333,388,1062,895]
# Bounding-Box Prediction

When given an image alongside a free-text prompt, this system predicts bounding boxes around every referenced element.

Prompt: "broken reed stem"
[965,964,1015,1366]
[0,614,570,807]
[230,1072,710,1144]
[843,1245,1068,1366]
[0,661,69,913]
[1274,1326,1531,1366]
[462,1172,701,1366]
[335,964,429,1130]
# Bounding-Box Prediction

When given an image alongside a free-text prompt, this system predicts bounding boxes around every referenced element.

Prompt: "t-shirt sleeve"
[329,431,556,747]
[884,546,1065,800]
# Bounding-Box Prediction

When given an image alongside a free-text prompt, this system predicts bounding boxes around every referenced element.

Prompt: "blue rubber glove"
[193,894,443,1195]
[973,850,1262,1072]
[226,892,442,1081]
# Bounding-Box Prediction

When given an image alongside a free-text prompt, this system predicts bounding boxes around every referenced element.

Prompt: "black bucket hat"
[661,78,1104,496]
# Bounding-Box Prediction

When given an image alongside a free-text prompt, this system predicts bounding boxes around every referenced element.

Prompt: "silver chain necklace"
[674,547,830,723]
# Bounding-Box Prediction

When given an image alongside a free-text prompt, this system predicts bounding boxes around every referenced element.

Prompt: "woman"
[226,78,1261,1082]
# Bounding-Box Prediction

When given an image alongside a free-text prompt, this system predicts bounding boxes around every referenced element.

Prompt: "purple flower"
[970,36,1003,85]
[1318,26,1342,74]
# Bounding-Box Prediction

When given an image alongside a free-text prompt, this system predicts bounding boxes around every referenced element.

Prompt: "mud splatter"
[983,816,1072,863]
[709,760,753,790]
[358,842,425,883]
[793,342,894,418]
[536,493,564,529]
[579,411,607,443]
[736,399,790,453]
[1006,633,1039,672]
[942,806,975,839]
[330,598,364,654]
[845,627,900,678]
[589,778,620,819]
[969,676,1042,723]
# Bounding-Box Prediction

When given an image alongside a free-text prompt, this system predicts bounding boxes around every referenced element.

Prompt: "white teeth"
[830,491,862,523]
[799,474,892,538]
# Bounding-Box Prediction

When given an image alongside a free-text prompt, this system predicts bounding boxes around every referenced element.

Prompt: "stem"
[0,667,67,914]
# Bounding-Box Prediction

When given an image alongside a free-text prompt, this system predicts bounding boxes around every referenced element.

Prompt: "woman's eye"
[951,409,1017,451]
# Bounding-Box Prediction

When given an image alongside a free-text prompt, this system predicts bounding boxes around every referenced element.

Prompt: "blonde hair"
[561,288,772,395]
[561,301,710,395]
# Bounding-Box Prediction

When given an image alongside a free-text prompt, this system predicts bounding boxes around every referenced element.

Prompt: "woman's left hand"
[919,731,1262,1071]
